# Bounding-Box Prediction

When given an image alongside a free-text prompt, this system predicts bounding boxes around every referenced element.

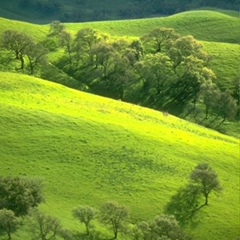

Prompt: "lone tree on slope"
[190,163,221,206]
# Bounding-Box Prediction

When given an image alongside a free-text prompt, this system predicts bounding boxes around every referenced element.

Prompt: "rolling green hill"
[64,10,240,43]
[0,72,239,240]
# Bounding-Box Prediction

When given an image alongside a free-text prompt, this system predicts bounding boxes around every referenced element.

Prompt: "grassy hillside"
[0,17,48,40]
[0,72,239,240]
[65,10,240,43]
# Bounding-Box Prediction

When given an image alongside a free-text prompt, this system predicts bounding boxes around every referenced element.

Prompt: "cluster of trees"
[0,164,221,239]
[48,22,237,125]
[1,30,48,75]
[17,0,240,22]
[0,176,44,239]
[0,23,238,127]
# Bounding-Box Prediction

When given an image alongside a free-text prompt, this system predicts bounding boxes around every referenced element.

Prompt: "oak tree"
[0,176,44,216]
[73,205,97,235]
[100,201,129,239]
[0,209,20,240]
[190,163,221,206]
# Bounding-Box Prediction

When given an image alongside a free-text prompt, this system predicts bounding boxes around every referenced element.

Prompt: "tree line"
[0,163,221,239]
[0,22,238,128]
[17,0,240,22]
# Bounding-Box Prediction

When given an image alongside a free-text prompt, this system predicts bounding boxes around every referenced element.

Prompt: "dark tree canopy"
[30,210,62,240]
[100,201,129,239]
[0,209,20,240]
[73,205,97,235]
[0,176,44,216]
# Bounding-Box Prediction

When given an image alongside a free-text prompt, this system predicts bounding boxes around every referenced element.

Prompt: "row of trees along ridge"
[0,22,238,129]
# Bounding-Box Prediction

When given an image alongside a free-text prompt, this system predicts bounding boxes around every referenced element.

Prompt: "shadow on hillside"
[164,184,205,227]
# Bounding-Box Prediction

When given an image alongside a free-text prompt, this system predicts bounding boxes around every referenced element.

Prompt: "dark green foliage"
[49,21,66,37]
[1,30,48,74]
[0,209,20,240]
[131,215,191,240]
[73,205,97,235]
[100,201,129,239]
[165,185,202,225]
[11,0,240,22]
[0,176,44,216]
[30,210,62,240]
[1,30,33,70]
[25,42,48,75]
[190,163,221,206]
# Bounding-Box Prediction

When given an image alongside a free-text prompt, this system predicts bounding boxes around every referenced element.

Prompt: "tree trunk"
[19,54,25,70]
[7,230,11,240]
[204,193,209,205]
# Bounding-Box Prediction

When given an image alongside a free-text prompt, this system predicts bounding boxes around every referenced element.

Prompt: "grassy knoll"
[0,17,48,41]
[202,41,240,89]
[65,10,240,43]
[0,72,239,240]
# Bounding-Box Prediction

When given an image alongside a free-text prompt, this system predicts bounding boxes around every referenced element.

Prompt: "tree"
[168,35,207,70]
[0,209,20,240]
[25,42,48,74]
[190,163,221,206]
[60,30,73,65]
[131,215,191,240]
[0,176,44,216]
[141,28,180,54]
[131,221,152,240]
[49,21,65,37]
[130,39,144,61]
[214,89,238,126]
[74,28,100,65]
[152,215,185,240]
[100,201,129,239]
[200,82,221,121]
[73,205,97,235]
[30,210,62,240]
[91,41,116,78]
[137,53,174,96]
[1,30,33,70]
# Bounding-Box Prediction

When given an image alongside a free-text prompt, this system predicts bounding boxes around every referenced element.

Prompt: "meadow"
[0,8,239,240]
[0,72,239,240]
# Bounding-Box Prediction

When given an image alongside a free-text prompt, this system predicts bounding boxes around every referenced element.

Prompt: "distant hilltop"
[0,0,239,23]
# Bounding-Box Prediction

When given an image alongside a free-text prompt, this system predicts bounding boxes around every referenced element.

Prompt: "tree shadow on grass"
[164,184,205,227]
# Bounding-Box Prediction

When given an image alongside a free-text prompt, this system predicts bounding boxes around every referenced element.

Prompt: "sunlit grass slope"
[0,17,48,40]
[0,72,239,240]
[202,41,239,88]
[66,10,240,43]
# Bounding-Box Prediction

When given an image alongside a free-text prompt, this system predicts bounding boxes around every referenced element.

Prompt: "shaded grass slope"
[0,72,239,240]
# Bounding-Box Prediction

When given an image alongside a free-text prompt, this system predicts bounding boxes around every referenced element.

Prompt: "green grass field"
[64,10,240,43]
[0,8,239,239]
[0,72,239,240]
